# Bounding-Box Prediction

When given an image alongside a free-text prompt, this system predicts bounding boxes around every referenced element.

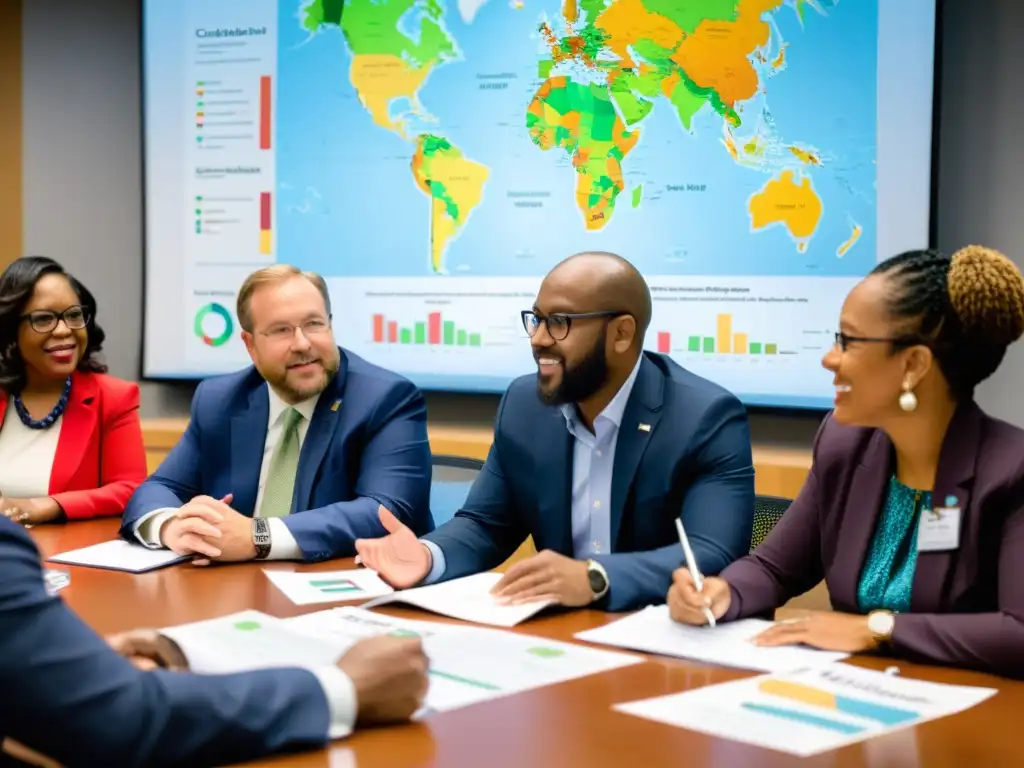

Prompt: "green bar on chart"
[414,322,426,344]
[400,328,411,344]
[443,321,455,345]
[702,337,714,353]
[457,329,467,345]
[750,342,762,354]
[765,343,778,355]
[688,336,700,352]
[469,333,482,347]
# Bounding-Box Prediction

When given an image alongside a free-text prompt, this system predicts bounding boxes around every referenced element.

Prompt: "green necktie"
[259,407,303,518]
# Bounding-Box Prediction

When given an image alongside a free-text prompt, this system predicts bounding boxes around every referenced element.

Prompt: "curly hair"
[0,256,108,393]
[870,246,1024,400]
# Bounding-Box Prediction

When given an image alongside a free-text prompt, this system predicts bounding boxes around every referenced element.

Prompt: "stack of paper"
[361,572,554,627]
[48,540,187,573]
[615,664,998,757]
[575,605,848,672]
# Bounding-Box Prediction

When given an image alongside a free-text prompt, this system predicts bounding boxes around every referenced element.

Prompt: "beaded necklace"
[13,377,72,430]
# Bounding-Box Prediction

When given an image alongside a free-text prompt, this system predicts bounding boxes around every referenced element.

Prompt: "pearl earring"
[898,384,918,412]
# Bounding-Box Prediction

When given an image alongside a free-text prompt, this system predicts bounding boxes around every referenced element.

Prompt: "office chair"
[430,455,484,526]
[751,495,793,551]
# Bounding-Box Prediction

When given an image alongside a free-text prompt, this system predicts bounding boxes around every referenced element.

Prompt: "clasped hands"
[1,493,63,527]
[160,494,257,565]
[355,506,597,607]
[667,569,881,653]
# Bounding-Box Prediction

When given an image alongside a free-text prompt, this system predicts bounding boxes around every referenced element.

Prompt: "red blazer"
[0,370,147,520]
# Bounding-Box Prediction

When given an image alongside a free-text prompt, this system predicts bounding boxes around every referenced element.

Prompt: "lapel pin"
[638,423,651,432]
[330,399,341,412]
[945,495,958,507]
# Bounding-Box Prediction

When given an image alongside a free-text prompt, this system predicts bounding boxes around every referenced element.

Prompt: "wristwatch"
[586,559,610,601]
[867,609,896,644]
[252,518,272,559]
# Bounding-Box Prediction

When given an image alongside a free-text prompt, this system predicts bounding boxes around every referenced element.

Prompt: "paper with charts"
[615,664,997,757]
[284,607,642,713]
[263,569,395,605]
[361,572,555,627]
[575,605,847,672]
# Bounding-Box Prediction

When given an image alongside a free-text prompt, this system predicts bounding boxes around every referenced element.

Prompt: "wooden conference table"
[29,520,1022,768]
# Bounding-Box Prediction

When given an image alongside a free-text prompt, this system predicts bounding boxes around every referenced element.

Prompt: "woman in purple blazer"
[668,245,1024,679]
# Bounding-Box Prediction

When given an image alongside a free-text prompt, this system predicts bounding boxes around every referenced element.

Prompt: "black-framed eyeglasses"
[21,305,89,334]
[259,316,333,343]
[834,331,921,351]
[521,310,625,341]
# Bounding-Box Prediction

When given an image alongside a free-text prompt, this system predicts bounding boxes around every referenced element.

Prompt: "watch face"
[588,567,607,593]
[869,612,894,636]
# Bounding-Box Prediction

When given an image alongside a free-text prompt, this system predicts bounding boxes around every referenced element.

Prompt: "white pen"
[674,517,716,627]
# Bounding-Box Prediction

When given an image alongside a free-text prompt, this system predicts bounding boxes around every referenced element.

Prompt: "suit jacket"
[424,352,755,611]
[722,401,1024,678]
[120,349,433,560]
[0,517,331,766]
[0,371,146,520]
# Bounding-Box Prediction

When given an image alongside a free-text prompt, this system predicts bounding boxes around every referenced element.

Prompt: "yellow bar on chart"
[717,314,733,354]
[733,332,748,354]
[259,229,272,255]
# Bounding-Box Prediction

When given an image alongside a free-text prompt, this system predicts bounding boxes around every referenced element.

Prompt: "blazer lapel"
[910,402,981,611]
[295,350,349,511]
[536,410,574,555]
[609,356,663,547]
[50,372,99,493]
[828,430,892,610]
[230,383,269,517]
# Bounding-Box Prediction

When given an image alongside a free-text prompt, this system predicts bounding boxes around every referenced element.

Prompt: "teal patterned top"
[856,476,929,614]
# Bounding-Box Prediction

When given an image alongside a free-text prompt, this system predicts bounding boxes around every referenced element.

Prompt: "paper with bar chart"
[615,664,997,757]
[284,607,643,713]
[142,0,940,409]
[263,569,395,605]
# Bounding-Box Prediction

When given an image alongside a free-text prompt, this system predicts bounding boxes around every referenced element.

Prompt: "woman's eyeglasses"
[21,306,89,334]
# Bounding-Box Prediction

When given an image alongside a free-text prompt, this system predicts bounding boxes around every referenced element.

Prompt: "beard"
[262,347,340,403]
[536,335,610,406]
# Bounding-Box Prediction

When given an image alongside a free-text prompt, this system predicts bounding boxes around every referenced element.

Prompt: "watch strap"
[252,518,271,559]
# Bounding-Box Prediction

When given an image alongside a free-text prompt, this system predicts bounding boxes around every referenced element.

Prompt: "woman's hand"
[753,611,880,653]
[667,568,732,625]
[2,496,63,526]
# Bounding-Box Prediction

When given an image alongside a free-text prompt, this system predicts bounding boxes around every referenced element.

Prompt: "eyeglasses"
[521,310,625,341]
[259,317,332,343]
[21,305,89,334]
[834,331,921,351]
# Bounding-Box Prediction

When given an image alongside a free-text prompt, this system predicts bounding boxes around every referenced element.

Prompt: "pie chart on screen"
[194,303,234,347]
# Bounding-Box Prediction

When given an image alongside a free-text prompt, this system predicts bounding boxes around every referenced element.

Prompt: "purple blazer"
[721,400,1024,678]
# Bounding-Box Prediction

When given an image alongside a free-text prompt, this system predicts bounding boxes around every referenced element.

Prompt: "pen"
[674,517,716,627]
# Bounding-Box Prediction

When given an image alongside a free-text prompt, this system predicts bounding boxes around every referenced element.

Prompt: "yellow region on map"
[748,169,823,253]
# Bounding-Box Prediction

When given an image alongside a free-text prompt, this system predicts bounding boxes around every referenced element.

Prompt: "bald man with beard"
[356,252,756,612]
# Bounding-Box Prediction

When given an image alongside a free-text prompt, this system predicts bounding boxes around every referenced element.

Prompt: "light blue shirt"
[421,357,643,583]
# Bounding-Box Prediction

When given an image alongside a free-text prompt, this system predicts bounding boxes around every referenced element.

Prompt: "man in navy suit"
[356,252,755,611]
[0,516,428,766]
[121,265,432,563]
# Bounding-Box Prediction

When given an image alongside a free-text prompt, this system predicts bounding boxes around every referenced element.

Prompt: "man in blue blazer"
[0,517,428,766]
[121,265,433,563]
[356,252,755,612]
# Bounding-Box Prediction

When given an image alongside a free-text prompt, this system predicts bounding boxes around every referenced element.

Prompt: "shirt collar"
[560,354,644,433]
[266,383,320,426]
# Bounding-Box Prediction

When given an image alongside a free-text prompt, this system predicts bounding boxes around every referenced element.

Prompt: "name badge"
[916,506,961,552]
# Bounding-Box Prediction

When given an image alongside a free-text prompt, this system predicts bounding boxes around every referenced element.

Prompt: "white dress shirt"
[133,385,321,559]
[0,401,61,498]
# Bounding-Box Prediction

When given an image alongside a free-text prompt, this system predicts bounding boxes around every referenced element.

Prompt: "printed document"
[361,572,554,627]
[285,607,643,713]
[615,663,997,757]
[48,540,187,573]
[575,605,847,672]
[264,569,395,605]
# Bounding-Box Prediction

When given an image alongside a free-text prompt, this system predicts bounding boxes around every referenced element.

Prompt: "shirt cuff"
[134,508,179,548]
[266,518,304,560]
[420,540,446,584]
[311,666,358,740]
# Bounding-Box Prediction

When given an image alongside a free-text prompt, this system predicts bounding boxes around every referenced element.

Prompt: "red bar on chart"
[372,314,385,343]
[259,192,272,254]
[428,312,442,345]
[387,321,398,343]
[259,76,272,150]
[657,331,670,354]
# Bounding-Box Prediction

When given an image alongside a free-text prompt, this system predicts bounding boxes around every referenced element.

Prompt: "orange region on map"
[349,55,433,137]
[748,169,823,253]
[837,221,862,257]
[410,135,489,273]
[594,0,684,68]
[772,42,788,70]
[671,0,784,110]
[788,145,821,165]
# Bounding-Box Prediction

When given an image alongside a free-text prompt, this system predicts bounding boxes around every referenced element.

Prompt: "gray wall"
[20,0,1024,441]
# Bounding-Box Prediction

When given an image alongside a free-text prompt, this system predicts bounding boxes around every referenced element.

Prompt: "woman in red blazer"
[0,256,146,523]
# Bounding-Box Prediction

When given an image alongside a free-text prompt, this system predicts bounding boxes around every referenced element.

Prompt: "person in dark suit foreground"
[0,516,428,767]
[668,245,1024,679]
[356,252,755,612]
[120,264,432,564]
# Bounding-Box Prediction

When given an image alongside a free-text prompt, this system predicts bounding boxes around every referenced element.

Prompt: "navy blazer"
[722,401,1024,679]
[0,518,331,766]
[424,352,755,611]
[121,349,433,560]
